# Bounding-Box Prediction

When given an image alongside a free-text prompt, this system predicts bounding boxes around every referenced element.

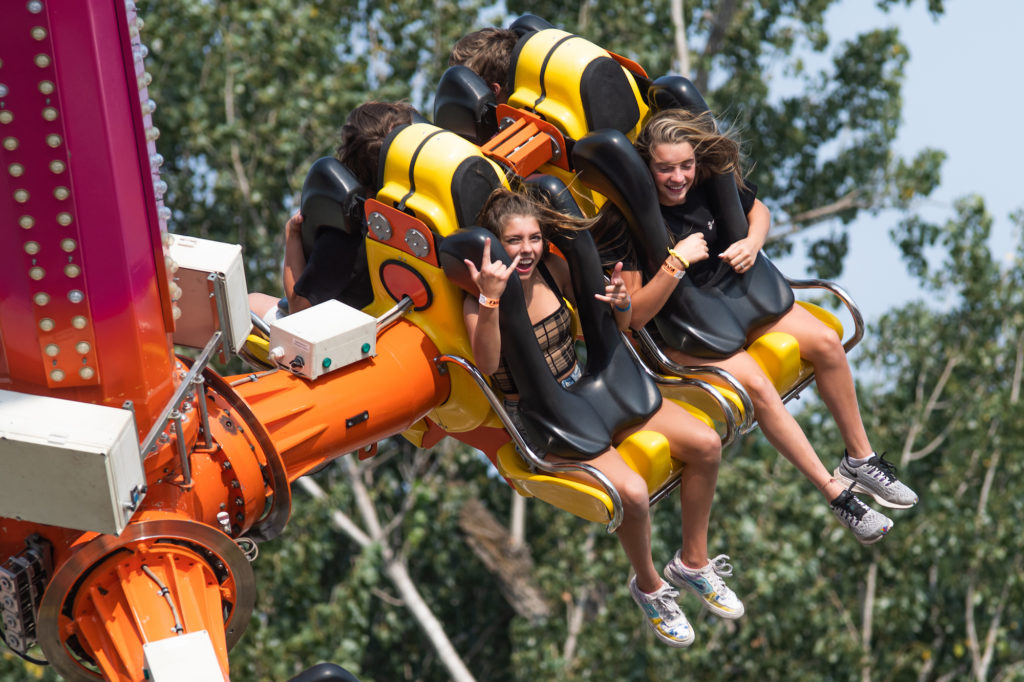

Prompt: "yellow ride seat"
[368,123,510,434]
[504,28,651,216]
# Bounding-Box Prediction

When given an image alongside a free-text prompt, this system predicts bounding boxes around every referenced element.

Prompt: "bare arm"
[626,232,710,329]
[283,212,312,313]
[463,238,520,376]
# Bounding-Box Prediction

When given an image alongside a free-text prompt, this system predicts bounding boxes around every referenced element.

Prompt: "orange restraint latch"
[482,106,571,175]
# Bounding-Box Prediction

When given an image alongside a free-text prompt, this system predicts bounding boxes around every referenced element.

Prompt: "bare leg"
[546,448,663,592]
[248,292,281,321]
[752,305,872,458]
[666,346,845,502]
[615,400,721,569]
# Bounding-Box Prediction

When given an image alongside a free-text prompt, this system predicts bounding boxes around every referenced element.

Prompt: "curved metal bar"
[141,330,222,458]
[376,295,414,333]
[633,328,756,433]
[199,366,292,544]
[435,354,624,533]
[619,334,738,447]
[786,276,865,353]
[249,309,271,336]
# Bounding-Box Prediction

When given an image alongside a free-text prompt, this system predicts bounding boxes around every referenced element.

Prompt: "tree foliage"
[13,2,1024,681]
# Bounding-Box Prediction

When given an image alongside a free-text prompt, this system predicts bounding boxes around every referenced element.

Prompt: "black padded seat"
[299,157,364,258]
[572,129,793,358]
[440,226,661,458]
[433,65,500,145]
[509,13,555,37]
[296,157,373,309]
[521,174,584,218]
[645,74,710,115]
[376,122,506,237]
[505,28,645,142]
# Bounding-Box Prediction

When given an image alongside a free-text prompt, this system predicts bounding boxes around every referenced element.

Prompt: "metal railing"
[435,354,626,533]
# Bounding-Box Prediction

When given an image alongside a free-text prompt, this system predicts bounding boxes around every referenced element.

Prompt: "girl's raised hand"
[595,261,630,310]
[285,211,304,239]
[465,237,521,301]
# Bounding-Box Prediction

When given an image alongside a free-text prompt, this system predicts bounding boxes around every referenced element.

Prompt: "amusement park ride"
[0,2,864,680]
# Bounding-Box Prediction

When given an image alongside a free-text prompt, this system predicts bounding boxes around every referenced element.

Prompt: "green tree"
[141,0,494,295]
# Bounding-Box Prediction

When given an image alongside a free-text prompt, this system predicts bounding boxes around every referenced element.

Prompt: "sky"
[776,0,1024,323]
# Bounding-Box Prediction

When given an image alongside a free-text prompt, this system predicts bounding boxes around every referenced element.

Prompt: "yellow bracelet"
[660,261,685,280]
[667,247,690,270]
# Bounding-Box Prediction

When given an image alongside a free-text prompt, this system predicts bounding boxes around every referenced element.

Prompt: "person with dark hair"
[448,27,519,103]
[251,101,417,320]
[593,109,919,545]
[464,187,741,648]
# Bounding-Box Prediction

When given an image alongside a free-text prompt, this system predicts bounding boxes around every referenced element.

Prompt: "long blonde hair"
[635,109,745,187]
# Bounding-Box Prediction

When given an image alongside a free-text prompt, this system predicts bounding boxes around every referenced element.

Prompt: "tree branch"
[221,43,263,246]
[458,498,550,623]
[296,476,370,548]
[827,586,860,645]
[340,456,477,682]
[563,529,597,667]
[860,559,877,682]
[1012,331,1023,405]
[901,354,960,467]
[670,0,690,77]
[694,0,738,94]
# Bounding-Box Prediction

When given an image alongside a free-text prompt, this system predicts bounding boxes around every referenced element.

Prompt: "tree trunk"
[459,497,550,623]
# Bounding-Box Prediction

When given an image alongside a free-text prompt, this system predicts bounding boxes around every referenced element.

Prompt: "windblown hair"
[449,28,520,93]
[336,101,417,191]
[635,109,745,186]
[476,188,591,243]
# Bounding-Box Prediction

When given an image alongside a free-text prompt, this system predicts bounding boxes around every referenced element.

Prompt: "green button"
[322,358,332,368]
[361,343,371,353]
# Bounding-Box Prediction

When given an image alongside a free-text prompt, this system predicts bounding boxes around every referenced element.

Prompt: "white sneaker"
[664,552,745,620]
[628,576,695,647]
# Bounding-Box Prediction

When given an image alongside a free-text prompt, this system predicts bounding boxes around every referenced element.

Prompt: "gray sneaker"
[829,488,893,545]
[629,577,695,647]
[834,452,918,509]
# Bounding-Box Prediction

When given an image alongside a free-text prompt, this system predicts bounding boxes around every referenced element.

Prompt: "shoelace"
[865,452,898,483]
[650,585,684,622]
[703,555,736,597]
[832,486,867,522]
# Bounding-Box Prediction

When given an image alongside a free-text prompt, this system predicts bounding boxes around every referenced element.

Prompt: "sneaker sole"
[645,622,695,648]
[664,571,746,620]
[833,469,917,510]
[851,521,891,545]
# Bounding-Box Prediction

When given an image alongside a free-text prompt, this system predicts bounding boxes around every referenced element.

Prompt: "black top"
[293,229,373,310]
[491,260,575,395]
[599,180,757,286]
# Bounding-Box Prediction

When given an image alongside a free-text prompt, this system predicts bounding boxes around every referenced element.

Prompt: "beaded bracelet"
[478,293,500,308]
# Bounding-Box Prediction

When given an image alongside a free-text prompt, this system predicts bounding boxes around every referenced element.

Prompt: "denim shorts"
[503,364,582,452]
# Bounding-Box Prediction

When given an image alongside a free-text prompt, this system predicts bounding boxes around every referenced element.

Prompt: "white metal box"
[0,391,144,535]
[168,234,252,353]
[268,299,377,380]
[143,630,225,682]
